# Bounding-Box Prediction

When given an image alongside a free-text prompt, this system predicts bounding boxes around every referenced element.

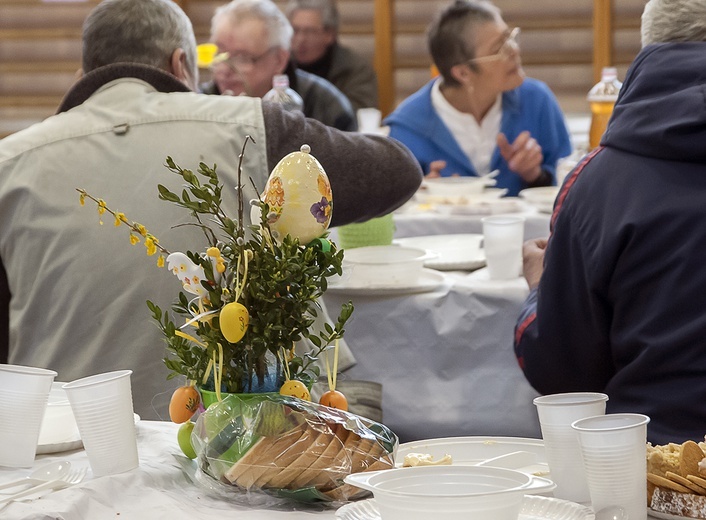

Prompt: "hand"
[497,131,543,183]
[522,238,548,289]
[426,160,446,178]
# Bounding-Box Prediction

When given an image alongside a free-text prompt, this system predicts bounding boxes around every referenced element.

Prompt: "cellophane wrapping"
[191,393,398,506]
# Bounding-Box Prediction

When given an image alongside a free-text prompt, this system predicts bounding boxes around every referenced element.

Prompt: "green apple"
[177,421,197,459]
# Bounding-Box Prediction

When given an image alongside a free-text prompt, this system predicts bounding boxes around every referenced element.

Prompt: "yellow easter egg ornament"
[220,302,249,343]
[262,144,332,244]
[279,380,311,401]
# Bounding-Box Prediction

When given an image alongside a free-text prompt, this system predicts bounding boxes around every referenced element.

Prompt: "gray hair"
[212,0,294,51]
[82,0,197,80]
[285,0,340,32]
[641,0,706,46]
[427,0,501,87]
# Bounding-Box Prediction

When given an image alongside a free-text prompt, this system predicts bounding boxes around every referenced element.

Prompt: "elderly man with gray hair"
[201,0,357,131]
[0,0,422,420]
[514,0,706,445]
[286,0,378,111]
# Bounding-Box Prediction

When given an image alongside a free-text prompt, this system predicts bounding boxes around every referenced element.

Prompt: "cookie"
[666,471,706,495]
[679,440,704,477]
[648,473,692,493]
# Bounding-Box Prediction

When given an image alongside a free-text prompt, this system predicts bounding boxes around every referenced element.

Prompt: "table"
[0,421,338,519]
[323,268,542,444]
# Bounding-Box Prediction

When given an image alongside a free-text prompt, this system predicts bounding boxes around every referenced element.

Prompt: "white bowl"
[344,465,556,520]
[518,186,560,213]
[423,176,495,197]
[341,245,431,286]
[38,382,79,445]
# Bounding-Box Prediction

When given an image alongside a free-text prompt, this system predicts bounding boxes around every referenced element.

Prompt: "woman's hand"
[497,131,543,183]
[426,160,446,178]
[522,238,547,289]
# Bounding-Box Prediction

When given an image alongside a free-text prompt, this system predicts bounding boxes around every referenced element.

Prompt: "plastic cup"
[357,108,382,134]
[533,392,609,503]
[481,216,525,280]
[572,413,650,520]
[63,370,138,476]
[0,364,57,467]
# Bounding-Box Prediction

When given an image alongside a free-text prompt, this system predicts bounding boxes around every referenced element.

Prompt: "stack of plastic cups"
[0,364,57,467]
[63,370,139,477]
[533,392,609,503]
[572,413,650,520]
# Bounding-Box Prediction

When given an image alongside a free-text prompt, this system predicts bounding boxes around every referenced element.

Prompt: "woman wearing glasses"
[385,0,572,196]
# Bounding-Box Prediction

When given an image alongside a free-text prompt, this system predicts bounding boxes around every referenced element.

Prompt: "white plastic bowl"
[518,186,560,213]
[38,382,79,445]
[341,245,430,286]
[423,176,496,198]
[344,465,556,520]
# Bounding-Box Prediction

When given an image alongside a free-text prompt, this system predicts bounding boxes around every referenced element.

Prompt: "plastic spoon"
[0,461,71,492]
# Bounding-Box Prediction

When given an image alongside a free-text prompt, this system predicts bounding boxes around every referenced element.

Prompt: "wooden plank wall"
[0,0,643,138]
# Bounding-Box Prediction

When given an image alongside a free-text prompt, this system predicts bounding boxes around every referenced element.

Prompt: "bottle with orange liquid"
[587,67,622,149]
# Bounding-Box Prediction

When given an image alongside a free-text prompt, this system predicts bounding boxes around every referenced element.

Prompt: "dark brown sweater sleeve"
[261,102,423,227]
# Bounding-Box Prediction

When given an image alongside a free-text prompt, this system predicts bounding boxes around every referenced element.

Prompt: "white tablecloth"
[323,268,542,444]
[0,421,338,520]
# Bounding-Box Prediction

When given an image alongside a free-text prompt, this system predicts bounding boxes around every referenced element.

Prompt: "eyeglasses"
[466,27,520,64]
[212,46,278,70]
[292,26,326,38]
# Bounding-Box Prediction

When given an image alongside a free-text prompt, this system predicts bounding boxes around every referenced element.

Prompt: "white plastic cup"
[0,364,57,467]
[572,413,650,520]
[357,107,382,134]
[63,370,138,476]
[481,216,525,280]
[533,392,609,503]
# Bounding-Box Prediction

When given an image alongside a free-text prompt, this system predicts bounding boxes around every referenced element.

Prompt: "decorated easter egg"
[261,144,332,244]
[220,302,249,343]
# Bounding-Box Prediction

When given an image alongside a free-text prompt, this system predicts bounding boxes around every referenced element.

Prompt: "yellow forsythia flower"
[157,255,165,268]
[129,234,140,245]
[97,200,107,216]
[136,224,147,237]
[114,212,126,227]
[79,193,86,206]
[145,236,157,256]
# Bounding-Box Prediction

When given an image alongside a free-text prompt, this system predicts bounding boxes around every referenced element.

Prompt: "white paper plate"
[396,436,548,477]
[327,268,446,296]
[36,413,141,455]
[336,495,595,520]
[648,510,690,519]
[394,234,485,271]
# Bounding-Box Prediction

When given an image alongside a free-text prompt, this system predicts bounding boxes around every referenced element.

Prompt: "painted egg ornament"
[262,144,332,244]
[219,302,249,343]
[279,379,311,401]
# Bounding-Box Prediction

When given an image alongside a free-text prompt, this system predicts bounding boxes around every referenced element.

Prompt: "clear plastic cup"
[0,364,57,467]
[481,216,525,280]
[533,392,609,503]
[572,413,650,520]
[356,108,382,134]
[63,370,138,476]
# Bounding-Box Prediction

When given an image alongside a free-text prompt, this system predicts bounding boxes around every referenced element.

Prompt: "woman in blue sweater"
[385,0,572,197]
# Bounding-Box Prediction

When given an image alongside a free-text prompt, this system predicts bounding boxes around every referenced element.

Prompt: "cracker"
[679,440,704,478]
[648,473,692,493]
[666,471,706,495]
[685,475,706,495]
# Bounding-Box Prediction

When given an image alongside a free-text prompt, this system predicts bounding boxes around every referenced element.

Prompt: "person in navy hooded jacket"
[384,0,571,197]
[515,0,706,445]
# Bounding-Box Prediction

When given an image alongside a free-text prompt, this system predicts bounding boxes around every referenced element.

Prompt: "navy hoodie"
[514,42,706,445]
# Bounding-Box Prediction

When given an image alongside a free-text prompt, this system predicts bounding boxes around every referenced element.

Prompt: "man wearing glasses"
[286,0,378,112]
[385,0,571,197]
[201,0,357,131]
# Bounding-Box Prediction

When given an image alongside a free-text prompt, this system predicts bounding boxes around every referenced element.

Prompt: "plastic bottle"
[262,74,304,112]
[587,67,622,149]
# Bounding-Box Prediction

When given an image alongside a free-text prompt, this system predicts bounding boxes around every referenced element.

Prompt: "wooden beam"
[373,0,394,116]
[593,0,613,82]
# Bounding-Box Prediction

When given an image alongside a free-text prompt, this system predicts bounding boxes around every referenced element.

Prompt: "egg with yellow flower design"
[261,144,332,244]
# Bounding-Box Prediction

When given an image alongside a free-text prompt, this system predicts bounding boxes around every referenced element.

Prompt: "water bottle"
[587,67,622,149]
[262,74,304,112]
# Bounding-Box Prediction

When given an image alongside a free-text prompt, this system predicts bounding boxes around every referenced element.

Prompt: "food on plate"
[647,438,706,517]
[402,452,453,467]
